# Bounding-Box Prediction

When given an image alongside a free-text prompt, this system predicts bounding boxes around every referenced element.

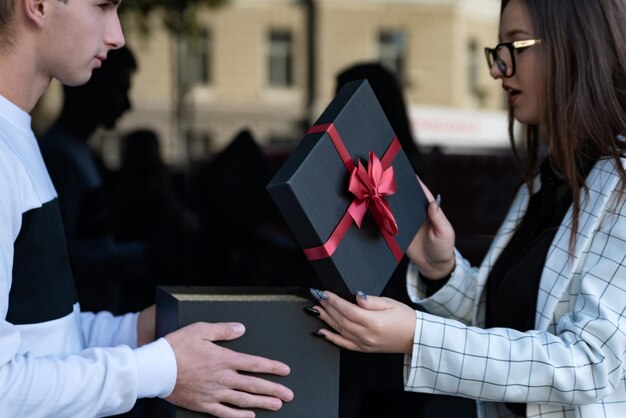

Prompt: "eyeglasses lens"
[495,44,513,77]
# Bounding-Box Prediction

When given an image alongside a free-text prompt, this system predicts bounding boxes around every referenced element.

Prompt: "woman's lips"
[506,87,521,106]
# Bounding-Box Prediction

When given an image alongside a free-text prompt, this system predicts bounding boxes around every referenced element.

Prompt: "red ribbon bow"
[301,123,403,262]
[348,151,398,235]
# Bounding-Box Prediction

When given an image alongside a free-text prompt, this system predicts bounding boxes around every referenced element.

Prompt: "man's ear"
[22,0,52,29]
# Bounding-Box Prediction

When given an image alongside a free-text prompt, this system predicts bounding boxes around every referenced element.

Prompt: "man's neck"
[0,46,52,113]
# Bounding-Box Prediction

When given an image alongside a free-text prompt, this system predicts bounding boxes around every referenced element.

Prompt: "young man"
[0,0,294,416]
[38,45,156,316]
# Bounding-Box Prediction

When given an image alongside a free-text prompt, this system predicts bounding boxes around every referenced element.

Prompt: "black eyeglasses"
[484,39,541,78]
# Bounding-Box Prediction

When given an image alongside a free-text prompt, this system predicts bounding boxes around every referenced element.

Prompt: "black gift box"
[155,286,339,418]
[267,79,428,300]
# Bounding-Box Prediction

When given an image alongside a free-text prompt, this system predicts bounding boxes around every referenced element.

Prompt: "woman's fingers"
[354,292,392,311]
[316,329,363,352]
[310,291,369,338]
[311,289,418,354]
[417,175,435,202]
[312,290,384,334]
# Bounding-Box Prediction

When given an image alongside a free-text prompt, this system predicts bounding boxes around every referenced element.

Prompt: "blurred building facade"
[34,0,504,165]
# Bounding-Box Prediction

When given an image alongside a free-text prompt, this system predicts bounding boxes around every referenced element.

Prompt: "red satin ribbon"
[302,123,403,262]
[348,151,398,236]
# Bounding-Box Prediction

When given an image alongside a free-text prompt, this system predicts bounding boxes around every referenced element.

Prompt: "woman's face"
[492,0,543,126]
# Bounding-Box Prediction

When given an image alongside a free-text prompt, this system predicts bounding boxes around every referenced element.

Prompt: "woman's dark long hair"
[502,0,626,254]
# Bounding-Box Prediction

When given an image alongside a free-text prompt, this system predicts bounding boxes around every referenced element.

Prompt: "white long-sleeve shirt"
[0,94,177,417]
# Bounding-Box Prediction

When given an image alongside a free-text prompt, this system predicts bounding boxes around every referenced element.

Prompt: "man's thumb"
[207,322,246,341]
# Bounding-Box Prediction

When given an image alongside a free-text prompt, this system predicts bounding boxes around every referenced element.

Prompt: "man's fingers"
[204,402,255,418]
[187,324,291,378]
[200,322,246,341]
[219,389,284,411]
[228,351,291,379]
[226,374,294,403]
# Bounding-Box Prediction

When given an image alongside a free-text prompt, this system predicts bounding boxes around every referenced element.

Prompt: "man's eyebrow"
[107,0,122,5]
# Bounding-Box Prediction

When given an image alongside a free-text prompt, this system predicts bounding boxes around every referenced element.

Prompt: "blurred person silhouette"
[112,128,200,289]
[336,62,434,189]
[333,62,475,418]
[186,128,320,289]
[38,45,151,314]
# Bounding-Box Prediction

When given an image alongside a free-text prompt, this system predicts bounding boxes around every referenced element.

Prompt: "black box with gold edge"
[155,286,339,418]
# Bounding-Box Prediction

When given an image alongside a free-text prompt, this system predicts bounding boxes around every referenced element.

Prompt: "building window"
[268,30,293,87]
[379,31,406,84]
[187,28,212,86]
[468,40,479,95]
[468,39,486,105]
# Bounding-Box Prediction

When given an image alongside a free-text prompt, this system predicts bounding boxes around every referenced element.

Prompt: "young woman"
[311,0,626,416]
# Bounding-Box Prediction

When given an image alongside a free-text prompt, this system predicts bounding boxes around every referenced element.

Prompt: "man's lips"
[95,55,107,66]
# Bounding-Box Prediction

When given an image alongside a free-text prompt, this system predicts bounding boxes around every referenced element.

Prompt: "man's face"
[41,0,125,86]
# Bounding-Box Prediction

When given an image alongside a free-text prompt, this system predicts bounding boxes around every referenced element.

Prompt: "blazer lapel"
[535,158,625,330]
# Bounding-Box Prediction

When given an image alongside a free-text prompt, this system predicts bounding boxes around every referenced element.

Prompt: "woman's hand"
[407,178,456,279]
[312,290,416,354]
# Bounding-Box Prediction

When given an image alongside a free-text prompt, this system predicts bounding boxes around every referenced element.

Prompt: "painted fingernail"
[436,194,442,207]
[309,288,328,301]
[312,331,326,338]
[304,307,320,317]
[356,290,367,300]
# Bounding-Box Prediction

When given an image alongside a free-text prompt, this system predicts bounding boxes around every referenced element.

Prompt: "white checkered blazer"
[404,157,626,418]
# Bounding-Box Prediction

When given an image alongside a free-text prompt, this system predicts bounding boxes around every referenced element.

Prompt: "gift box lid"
[267,79,428,300]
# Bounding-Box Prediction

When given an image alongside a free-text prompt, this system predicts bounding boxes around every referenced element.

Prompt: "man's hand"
[165,322,294,418]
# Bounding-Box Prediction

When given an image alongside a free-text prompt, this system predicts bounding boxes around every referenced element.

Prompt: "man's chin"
[57,71,94,87]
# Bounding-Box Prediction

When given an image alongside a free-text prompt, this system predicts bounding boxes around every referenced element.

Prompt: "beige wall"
[34,0,504,165]
[185,0,308,161]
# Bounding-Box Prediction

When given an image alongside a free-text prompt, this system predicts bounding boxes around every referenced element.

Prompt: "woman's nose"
[489,61,502,79]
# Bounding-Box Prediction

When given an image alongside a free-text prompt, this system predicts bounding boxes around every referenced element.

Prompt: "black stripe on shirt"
[7,198,77,324]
